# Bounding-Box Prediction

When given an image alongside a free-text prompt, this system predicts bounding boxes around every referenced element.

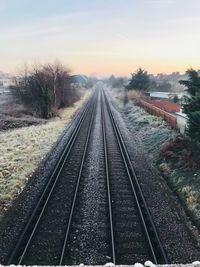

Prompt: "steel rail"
[108,100,168,263]
[101,90,116,265]
[59,92,96,265]
[7,90,97,265]
[102,89,168,264]
[102,90,157,262]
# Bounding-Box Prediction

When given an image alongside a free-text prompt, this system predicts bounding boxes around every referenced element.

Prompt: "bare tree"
[11,62,76,119]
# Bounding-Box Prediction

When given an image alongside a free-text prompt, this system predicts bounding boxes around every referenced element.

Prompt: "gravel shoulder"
[107,88,200,263]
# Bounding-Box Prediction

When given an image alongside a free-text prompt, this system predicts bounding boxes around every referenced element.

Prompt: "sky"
[0,0,200,76]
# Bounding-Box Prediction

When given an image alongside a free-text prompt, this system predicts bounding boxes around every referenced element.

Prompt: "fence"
[138,100,177,129]
[146,100,180,113]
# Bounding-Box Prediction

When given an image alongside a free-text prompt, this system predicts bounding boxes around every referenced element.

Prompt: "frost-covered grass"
[158,136,200,225]
[123,102,166,128]
[120,102,175,158]
[159,163,200,224]
[0,91,91,212]
[109,88,175,159]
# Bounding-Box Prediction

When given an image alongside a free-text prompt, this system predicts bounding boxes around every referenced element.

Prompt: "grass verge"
[158,136,200,226]
[0,91,91,213]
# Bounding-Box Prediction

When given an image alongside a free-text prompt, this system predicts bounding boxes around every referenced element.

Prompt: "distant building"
[145,91,184,101]
[71,75,88,87]
[0,72,15,89]
[2,78,14,88]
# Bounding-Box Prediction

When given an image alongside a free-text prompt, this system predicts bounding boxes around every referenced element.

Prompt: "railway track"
[6,86,168,265]
[7,90,98,265]
[101,90,168,264]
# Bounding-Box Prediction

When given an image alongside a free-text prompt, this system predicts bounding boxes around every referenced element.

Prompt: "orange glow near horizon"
[2,57,199,77]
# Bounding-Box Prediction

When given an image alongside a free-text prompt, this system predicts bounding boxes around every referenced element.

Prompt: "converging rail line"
[6,86,168,265]
[101,89,168,264]
[7,90,98,265]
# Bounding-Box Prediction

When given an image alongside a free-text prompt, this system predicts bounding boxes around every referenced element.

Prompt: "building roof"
[71,75,88,85]
[149,91,184,99]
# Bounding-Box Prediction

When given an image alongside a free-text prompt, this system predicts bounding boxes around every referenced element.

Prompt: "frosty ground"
[109,87,200,229]
[0,91,91,214]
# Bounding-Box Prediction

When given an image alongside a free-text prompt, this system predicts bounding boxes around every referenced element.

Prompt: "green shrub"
[179,69,200,142]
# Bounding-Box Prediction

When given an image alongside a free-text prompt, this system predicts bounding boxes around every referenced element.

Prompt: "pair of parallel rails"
[7,88,168,265]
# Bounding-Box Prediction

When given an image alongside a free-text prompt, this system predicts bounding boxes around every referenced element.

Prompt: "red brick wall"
[146,100,180,113]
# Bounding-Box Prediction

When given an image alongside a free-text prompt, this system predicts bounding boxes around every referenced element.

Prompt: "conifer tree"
[179,69,200,141]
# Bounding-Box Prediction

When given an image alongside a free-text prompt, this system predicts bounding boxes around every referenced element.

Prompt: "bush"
[126,68,150,91]
[187,111,200,140]
[160,135,200,170]
[158,162,171,175]
[181,186,198,210]
[11,62,76,119]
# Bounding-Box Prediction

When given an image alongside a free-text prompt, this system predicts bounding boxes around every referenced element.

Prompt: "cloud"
[0,11,89,39]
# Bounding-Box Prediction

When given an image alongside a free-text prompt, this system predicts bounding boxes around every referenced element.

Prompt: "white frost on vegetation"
[109,89,176,160]
[0,91,91,212]
[193,261,200,267]
[104,262,115,267]
[123,102,167,128]
[134,263,144,267]
[109,89,167,128]
[144,260,156,267]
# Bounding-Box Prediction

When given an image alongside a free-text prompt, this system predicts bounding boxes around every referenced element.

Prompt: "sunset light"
[1,0,200,75]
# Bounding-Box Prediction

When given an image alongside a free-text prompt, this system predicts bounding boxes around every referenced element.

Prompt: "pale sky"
[0,0,200,76]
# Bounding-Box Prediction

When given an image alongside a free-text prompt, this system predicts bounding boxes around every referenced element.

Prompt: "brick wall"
[146,100,180,113]
[139,100,177,129]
